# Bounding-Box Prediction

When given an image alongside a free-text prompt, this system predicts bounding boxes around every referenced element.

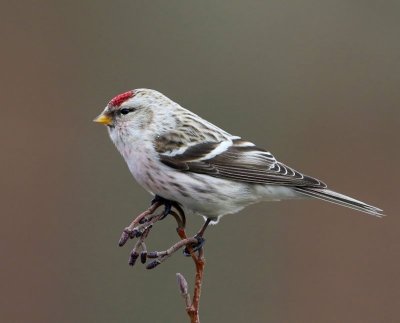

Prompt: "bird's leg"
[135,196,184,234]
[146,195,174,220]
[152,195,172,219]
[197,218,212,237]
[183,218,212,256]
[147,195,186,226]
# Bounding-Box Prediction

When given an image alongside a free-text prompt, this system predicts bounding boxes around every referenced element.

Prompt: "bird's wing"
[157,137,327,188]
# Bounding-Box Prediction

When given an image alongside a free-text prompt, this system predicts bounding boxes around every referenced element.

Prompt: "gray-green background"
[2,1,399,322]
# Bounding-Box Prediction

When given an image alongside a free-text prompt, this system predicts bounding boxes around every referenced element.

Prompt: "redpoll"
[94,89,383,224]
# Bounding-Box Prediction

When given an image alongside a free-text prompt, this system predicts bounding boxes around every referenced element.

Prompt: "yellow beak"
[93,113,112,126]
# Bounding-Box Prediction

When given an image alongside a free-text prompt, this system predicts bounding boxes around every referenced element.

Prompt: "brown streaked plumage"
[94,88,384,221]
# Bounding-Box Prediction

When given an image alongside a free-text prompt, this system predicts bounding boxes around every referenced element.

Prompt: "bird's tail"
[293,187,384,217]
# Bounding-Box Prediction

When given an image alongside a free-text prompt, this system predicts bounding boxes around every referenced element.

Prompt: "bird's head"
[94,89,174,130]
[94,88,185,155]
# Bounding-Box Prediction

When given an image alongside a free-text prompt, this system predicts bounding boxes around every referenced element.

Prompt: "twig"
[145,236,198,269]
[118,200,163,247]
[176,273,191,308]
[176,227,205,323]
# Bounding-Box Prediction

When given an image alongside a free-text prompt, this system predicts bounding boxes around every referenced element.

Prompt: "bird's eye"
[120,108,133,115]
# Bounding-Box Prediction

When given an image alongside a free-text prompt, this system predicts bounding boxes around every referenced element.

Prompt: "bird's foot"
[149,195,186,226]
[151,195,173,219]
[183,235,206,257]
[182,218,211,256]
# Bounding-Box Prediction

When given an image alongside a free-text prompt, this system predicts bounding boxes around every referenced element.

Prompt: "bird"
[94,88,383,232]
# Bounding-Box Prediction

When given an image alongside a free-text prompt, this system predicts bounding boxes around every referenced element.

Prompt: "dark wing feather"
[159,140,327,188]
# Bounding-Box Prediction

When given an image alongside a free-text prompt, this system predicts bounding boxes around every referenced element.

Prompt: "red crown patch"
[109,91,134,107]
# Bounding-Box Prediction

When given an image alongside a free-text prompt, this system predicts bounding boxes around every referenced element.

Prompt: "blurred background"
[1,1,399,322]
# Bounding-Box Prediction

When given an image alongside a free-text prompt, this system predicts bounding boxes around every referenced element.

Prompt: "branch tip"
[128,250,139,266]
[176,273,189,295]
[146,259,161,270]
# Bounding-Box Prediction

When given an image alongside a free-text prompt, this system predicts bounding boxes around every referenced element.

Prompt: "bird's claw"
[151,195,173,219]
[183,236,206,256]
